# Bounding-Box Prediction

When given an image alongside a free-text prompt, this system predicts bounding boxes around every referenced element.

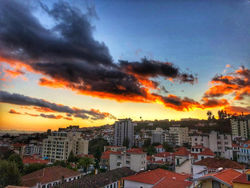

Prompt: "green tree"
[0,160,21,187]
[94,148,102,162]
[163,142,174,152]
[143,138,151,148]
[8,153,23,173]
[146,145,156,155]
[207,111,212,120]
[78,157,94,172]
[89,138,108,155]
[53,160,67,167]
[67,151,76,163]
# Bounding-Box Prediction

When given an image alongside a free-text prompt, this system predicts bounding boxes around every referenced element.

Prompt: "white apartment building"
[114,119,134,148]
[191,131,232,159]
[166,126,189,146]
[42,132,88,162]
[109,148,147,172]
[23,143,43,156]
[237,140,250,164]
[151,128,164,144]
[231,117,250,140]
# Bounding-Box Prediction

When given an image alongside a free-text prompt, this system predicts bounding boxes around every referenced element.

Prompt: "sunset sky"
[0,0,249,131]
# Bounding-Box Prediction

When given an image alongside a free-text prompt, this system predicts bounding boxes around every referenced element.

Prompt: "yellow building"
[232,169,250,188]
[195,168,242,188]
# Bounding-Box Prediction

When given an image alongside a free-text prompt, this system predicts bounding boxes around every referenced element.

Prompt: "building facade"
[167,126,189,146]
[42,132,88,162]
[237,140,250,165]
[191,131,233,159]
[109,148,147,172]
[231,117,250,140]
[151,128,164,144]
[114,119,134,148]
[23,143,43,156]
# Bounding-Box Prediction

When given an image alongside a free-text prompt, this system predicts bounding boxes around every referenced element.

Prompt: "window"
[212,180,221,188]
[247,174,250,181]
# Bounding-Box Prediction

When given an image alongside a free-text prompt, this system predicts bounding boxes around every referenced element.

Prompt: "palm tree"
[78,157,94,172]
[207,111,212,120]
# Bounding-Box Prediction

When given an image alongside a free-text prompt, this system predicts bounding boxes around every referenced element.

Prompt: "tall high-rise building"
[231,117,250,140]
[114,119,134,148]
[166,126,189,146]
[42,132,88,162]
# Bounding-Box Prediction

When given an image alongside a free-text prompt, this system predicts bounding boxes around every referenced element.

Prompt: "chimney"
[61,176,64,184]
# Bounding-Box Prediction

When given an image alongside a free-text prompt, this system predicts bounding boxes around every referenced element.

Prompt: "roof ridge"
[153,177,166,187]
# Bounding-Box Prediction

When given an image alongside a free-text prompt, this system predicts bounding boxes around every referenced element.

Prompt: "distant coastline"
[0,129,43,136]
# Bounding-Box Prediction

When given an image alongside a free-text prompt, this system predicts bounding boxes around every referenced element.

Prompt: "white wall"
[175,159,192,174]
[124,180,153,188]
[192,165,207,179]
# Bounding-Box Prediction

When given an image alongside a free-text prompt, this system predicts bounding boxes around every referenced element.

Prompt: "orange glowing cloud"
[204,66,250,100]
[64,117,73,121]
[39,77,68,88]
[8,109,22,114]
[223,106,250,116]
[24,112,39,117]
[201,98,229,108]
[33,106,55,113]
[4,69,24,77]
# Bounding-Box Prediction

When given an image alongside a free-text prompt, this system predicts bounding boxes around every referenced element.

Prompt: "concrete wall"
[130,153,147,172]
[175,159,191,174]
[124,180,153,188]
[192,165,207,179]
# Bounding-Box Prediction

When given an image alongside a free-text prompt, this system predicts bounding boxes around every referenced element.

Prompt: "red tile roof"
[22,166,80,187]
[123,168,190,186]
[199,168,242,186]
[12,143,26,148]
[126,148,145,154]
[194,158,245,169]
[155,152,171,158]
[232,173,250,185]
[174,147,190,156]
[23,156,49,165]
[101,150,118,160]
[245,140,250,145]
[232,143,240,147]
[199,148,215,156]
[191,153,198,159]
[153,177,192,188]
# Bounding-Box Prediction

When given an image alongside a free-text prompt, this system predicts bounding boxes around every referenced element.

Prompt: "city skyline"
[0,0,249,131]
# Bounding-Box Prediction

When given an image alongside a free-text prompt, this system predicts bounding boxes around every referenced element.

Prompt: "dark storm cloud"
[0,0,200,111]
[33,61,146,96]
[40,113,62,119]
[0,90,115,120]
[120,59,197,84]
[0,0,112,65]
